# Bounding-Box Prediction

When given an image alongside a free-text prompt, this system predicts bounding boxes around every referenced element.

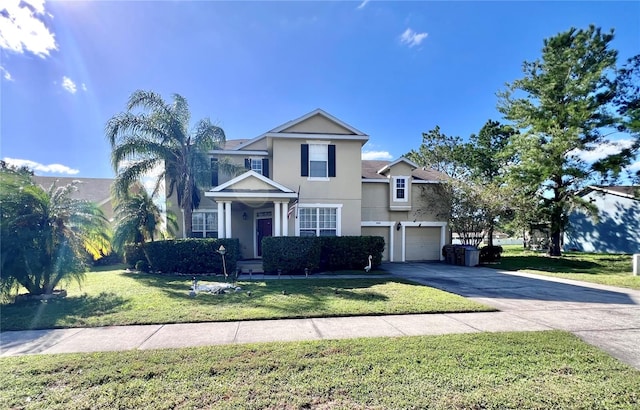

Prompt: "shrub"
[262,236,385,274]
[125,239,239,275]
[480,245,503,263]
[320,236,385,271]
[262,237,321,274]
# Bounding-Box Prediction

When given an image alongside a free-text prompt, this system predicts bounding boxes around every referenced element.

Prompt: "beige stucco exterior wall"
[281,115,354,135]
[362,182,448,223]
[272,137,362,235]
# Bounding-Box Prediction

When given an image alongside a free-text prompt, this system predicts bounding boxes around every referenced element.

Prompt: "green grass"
[0,268,492,331]
[1,331,638,409]
[486,246,640,289]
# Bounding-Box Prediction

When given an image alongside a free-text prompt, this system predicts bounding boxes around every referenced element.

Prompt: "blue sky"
[1,0,639,179]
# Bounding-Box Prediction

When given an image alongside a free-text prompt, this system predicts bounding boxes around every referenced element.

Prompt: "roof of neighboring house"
[586,185,640,200]
[362,160,445,182]
[223,139,251,150]
[32,176,114,206]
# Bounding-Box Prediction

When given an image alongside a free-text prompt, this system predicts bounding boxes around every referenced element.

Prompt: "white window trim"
[295,203,342,236]
[191,209,218,238]
[249,158,263,175]
[392,176,409,202]
[307,140,330,181]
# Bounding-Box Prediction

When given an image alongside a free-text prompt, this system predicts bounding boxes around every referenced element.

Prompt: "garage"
[405,226,442,261]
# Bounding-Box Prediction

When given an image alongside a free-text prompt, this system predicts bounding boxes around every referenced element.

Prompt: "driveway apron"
[389,262,640,369]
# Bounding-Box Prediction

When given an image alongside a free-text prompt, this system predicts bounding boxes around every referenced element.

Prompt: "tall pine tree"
[498,25,618,256]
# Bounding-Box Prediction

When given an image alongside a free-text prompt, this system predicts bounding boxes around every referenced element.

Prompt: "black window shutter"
[244,158,251,170]
[328,144,336,177]
[211,158,219,186]
[301,144,309,176]
[262,158,269,178]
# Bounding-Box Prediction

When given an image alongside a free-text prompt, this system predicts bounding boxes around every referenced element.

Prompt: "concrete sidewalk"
[1,263,639,369]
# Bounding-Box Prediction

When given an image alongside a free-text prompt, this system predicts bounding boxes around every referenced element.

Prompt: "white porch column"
[274,202,282,236]
[281,202,289,236]
[217,201,224,238]
[224,201,232,238]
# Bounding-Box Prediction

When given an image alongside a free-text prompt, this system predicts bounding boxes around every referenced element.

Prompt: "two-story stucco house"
[169,109,449,263]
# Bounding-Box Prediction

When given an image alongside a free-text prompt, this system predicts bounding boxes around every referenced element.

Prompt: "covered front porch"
[205,171,298,259]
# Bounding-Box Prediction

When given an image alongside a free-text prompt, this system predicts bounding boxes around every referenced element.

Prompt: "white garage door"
[361,226,389,261]
[405,227,441,261]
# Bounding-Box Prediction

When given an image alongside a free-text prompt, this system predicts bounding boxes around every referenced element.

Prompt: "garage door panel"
[406,227,440,261]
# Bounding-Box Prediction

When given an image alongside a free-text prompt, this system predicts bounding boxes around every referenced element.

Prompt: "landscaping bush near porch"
[262,236,384,274]
[125,238,239,274]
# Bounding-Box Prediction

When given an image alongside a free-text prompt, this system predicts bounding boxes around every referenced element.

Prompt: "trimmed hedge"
[320,236,385,271]
[262,236,385,274]
[262,237,321,274]
[124,239,239,275]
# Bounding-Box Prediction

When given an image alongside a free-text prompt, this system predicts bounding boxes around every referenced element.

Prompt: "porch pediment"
[205,171,298,200]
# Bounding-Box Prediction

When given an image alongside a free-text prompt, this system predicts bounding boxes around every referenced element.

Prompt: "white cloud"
[0,66,13,81]
[399,28,428,48]
[0,0,57,57]
[62,76,77,94]
[82,83,87,91]
[3,157,79,175]
[568,139,636,163]
[357,0,371,10]
[362,150,393,161]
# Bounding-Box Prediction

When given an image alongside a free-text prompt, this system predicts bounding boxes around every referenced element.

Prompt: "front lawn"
[1,331,638,409]
[0,268,492,331]
[487,246,640,289]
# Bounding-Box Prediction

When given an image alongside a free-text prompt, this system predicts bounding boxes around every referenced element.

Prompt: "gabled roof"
[362,160,445,182]
[377,157,419,175]
[269,108,367,136]
[233,109,369,151]
[205,171,297,199]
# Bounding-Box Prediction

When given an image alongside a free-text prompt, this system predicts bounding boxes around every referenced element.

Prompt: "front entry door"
[256,218,273,257]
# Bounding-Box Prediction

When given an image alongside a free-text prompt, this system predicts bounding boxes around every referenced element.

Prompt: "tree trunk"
[549,198,563,256]
[487,224,494,247]
[183,207,192,238]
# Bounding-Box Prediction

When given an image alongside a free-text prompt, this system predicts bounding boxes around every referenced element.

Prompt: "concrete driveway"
[388,262,640,369]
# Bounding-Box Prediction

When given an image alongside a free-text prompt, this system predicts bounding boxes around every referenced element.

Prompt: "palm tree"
[112,188,177,266]
[0,169,110,296]
[106,90,232,236]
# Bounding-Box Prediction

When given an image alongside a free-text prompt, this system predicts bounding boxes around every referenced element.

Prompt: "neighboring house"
[564,185,640,254]
[169,109,449,262]
[32,176,115,222]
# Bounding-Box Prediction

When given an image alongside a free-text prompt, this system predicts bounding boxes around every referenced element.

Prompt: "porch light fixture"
[242,211,248,220]
[396,221,402,231]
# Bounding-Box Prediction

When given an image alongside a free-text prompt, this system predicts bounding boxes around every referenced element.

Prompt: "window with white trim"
[250,158,263,175]
[299,206,339,237]
[393,177,408,202]
[309,144,328,178]
[191,211,218,238]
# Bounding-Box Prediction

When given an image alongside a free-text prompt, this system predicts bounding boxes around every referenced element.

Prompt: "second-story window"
[301,143,336,178]
[309,144,328,177]
[393,177,408,202]
[251,158,262,174]
[244,158,269,177]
